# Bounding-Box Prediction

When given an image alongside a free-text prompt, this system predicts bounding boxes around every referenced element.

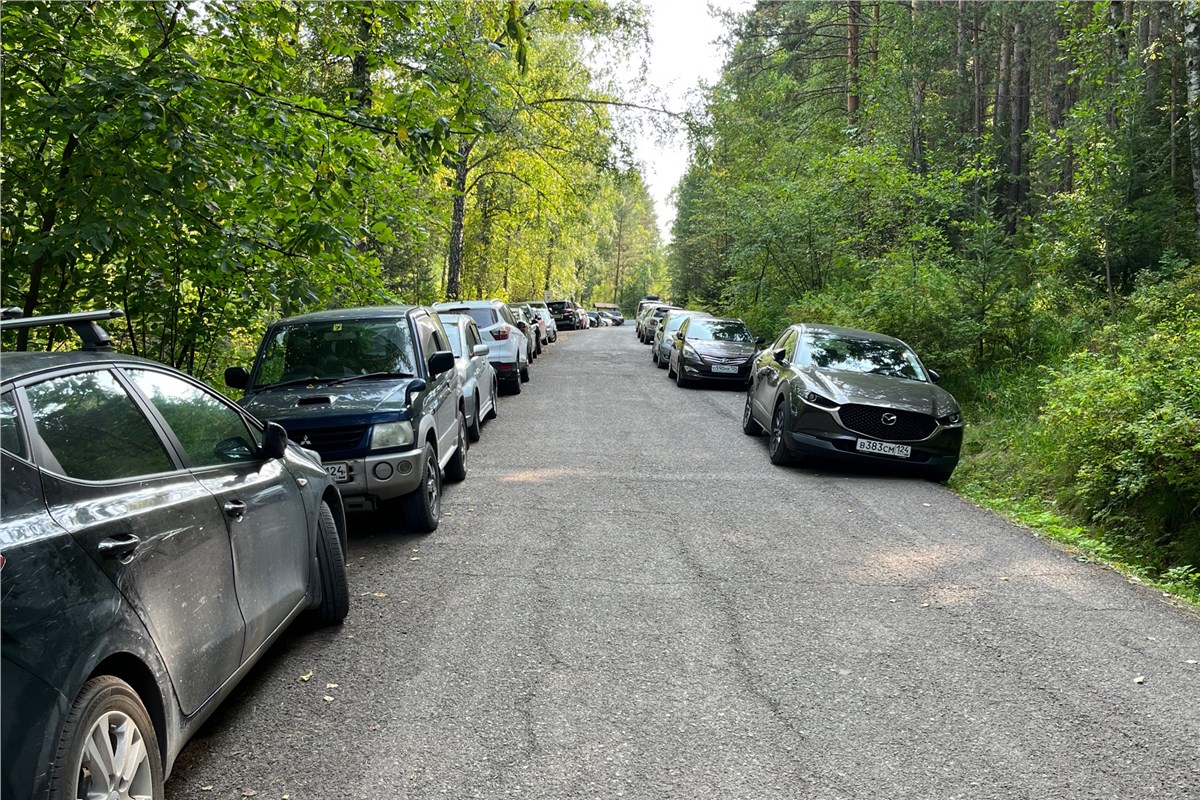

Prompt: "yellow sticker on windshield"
[332,323,342,332]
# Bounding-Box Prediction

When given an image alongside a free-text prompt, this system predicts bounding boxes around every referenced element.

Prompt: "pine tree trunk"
[847,0,861,128]
[446,142,473,301]
[1184,7,1200,244]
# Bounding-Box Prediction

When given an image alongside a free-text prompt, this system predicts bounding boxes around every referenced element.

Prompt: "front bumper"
[784,407,963,472]
[321,447,426,512]
[680,357,752,383]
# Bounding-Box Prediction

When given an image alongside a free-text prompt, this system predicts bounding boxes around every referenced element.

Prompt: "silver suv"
[433,300,531,394]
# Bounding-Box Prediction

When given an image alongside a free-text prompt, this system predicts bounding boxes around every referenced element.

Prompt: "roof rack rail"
[0,309,125,352]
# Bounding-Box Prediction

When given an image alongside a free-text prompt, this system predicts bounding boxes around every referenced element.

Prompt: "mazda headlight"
[370,421,414,449]
[938,411,964,427]
[803,391,839,409]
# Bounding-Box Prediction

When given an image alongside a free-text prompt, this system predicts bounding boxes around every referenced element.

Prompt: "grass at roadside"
[947,367,1200,610]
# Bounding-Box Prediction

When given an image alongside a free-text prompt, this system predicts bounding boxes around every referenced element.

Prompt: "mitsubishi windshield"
[252,319,419,389]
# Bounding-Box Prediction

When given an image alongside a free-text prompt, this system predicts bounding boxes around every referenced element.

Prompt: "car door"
[753,328,798,422]
[415,312,459,459]
[123,367,311,662]
[18,367,244,716]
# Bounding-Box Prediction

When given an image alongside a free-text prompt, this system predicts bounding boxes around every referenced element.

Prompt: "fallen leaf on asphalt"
[999,576,1010,581]
[372,592,388,598]
[467,507,475,512]
[410,557,420,561]
[1186,659,1198,665]
[326,683,339,689]
[242,791,257,798]
[298,671,312,682]
[1147,636,1158,641]
[201,787,213,792]
[1134,675,1146,684]
[323,695,334,702]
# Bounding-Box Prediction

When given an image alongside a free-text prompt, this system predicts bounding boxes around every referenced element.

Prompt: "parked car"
[634,295,663,323]
[547,299,578,331]
[586,311,606,327]
[575,306,590,329]
[509,303,545,356]
[433,299,530,392]
[742,323,964,481]
[654,309,712,367]
[667,315,761,387]
[438,313,498,442]
[226,305,468,529]
[530,304,558,342]
[598,310,622,326]
[638,303,679,343]
[1,309,349,800]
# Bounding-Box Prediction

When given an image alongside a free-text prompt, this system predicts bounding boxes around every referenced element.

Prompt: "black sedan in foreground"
[1,310,350,800]
[742,323,964,481]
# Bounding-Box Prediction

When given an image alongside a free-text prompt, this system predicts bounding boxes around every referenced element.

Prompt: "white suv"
[433,300,531,394]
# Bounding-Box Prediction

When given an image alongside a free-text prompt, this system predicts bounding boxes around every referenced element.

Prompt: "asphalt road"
[167,326,1200,800]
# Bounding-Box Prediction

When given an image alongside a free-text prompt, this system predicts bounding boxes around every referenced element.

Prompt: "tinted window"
[685,319,753,342]
[255,318,419,386]
[773,329,798,360]
[443,322,465,357]
[1,392,25,458]
[800,333,927,381]
[25,370,174,480]
[466,323,482,348]
[127,369,261,467]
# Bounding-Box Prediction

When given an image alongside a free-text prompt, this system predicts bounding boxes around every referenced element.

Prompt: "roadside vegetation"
[670,1,1199,604]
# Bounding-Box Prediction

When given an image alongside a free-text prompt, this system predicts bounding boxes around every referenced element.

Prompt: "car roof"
[1,350,176,384]
[432,299,502,309]
[272,305,420,326]
[797,323,909,348]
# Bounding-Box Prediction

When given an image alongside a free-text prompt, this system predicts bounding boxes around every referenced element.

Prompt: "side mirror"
[261,422,288,460]
[225,366,250,390]
[928,369,941,384]
[773,348,788,363]
[755,336,765,346]
[427,350,455,376]
[404,378,427,405]
[471,343,490,358]
[515,320,528,332]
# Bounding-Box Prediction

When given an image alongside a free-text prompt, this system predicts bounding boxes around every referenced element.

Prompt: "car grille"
[283,424,368,455]
[838,404,937,441]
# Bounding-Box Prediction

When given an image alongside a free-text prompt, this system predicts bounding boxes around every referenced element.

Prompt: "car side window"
[24,370,175,481]
[499,305,518,326]
[773,330,797,362]
[466,322,481,349]
[1,392,26,458]
[125,369,262,467]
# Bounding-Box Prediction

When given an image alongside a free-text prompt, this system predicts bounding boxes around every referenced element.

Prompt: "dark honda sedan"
[742,323,964,480]
[667,316,762,388]
[1,311,350,800]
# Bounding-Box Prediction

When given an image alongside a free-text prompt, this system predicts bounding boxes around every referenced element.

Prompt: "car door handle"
[223,500,247,520]
[97,534,141,559]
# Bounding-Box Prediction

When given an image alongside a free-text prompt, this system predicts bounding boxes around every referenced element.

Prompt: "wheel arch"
[89,652,169,768]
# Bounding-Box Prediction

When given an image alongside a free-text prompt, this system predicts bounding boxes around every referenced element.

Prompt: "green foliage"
[1038,269,1200,569]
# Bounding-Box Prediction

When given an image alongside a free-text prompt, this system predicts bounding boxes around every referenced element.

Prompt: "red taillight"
[491,326,512,341]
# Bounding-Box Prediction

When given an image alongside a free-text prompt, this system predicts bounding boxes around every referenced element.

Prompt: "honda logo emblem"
[881,413,897,426]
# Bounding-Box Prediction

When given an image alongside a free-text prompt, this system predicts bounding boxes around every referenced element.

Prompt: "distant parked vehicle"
[575,306,590,329]
[594,304,625,325]
[742,323,964,481]
[638,303,678,344]
[2,310,349,800]
[438,313,498,442]
[433,299,530,393]
[510,303,547,353]
[227,305,468,526]
[531,305,558,342]
[547,299,578,331]
[667,315,761,388]
[654,309,712,367]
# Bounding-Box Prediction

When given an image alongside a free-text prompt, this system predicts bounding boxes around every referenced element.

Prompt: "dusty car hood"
[240,379,420,421]
[802,369,959,416]
[690,340,758,360]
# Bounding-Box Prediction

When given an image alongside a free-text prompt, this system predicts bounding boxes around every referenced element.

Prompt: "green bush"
[1038,268,1200,571]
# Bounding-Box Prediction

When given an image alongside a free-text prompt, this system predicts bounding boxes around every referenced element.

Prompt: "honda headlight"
[370,421,414,449]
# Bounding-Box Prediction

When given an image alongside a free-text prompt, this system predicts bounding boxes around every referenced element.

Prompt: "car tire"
[310,500,349,625]
[926,466,955,483]
[520,364,530,383]
[48,676,164,800]
[507,375,522,395]
[467,393,482,442]
[444,413,468,483]
[656,349,668,369]
[485,378,499,419]
[667,358,676,378]
[768,403,794,465]
[742,392,763,436]
[675,366,690,389]
[402,442,441,532]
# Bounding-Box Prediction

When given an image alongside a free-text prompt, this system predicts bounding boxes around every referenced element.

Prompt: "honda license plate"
[855,439,911,459]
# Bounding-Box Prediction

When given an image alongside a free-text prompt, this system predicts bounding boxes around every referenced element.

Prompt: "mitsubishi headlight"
[370,421,414,449]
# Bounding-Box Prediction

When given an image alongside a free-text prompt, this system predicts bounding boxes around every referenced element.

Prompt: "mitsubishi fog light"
[370,421,413,449]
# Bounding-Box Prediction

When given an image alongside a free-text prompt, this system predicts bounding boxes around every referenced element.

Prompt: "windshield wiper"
[332,371,415,384]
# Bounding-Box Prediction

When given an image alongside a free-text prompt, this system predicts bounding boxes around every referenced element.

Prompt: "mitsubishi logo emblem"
[299,435,312,446]
[881,413,898,426]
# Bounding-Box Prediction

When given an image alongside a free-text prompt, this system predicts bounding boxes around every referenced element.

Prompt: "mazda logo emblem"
[881,413,897,426]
